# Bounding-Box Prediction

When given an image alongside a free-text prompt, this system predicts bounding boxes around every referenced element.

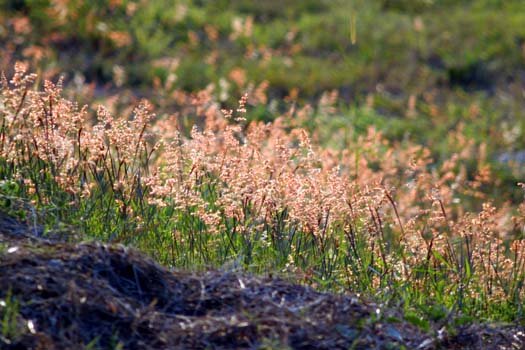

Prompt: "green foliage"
[403,311,430,332]
[0,290,22,342]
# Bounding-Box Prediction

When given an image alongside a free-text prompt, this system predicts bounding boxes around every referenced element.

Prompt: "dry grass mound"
[0,212,523,350]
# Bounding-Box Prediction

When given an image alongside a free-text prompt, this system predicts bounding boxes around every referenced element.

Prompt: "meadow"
[1,0,525,338]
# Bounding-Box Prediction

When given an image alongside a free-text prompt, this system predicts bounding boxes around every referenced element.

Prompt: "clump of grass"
[1,64,524,322]
[0,289,23,344]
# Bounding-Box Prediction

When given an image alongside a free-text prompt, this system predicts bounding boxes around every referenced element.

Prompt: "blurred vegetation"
[0,1,523,221]
[1,4,523,91]
[2,0,524,95]
[0,0,523,207]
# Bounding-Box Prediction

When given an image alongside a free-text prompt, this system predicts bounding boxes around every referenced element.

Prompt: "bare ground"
[0,212,523,350]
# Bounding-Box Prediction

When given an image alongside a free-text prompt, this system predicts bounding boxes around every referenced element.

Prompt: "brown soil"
[0,212,523,349]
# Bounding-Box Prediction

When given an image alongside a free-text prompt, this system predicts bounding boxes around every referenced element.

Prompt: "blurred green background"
[1,0,525,201]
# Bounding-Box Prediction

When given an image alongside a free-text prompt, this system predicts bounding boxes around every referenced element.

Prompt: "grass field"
[1,0,525,340]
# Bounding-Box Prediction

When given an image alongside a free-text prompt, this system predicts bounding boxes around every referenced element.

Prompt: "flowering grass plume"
[1,64,524,321]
